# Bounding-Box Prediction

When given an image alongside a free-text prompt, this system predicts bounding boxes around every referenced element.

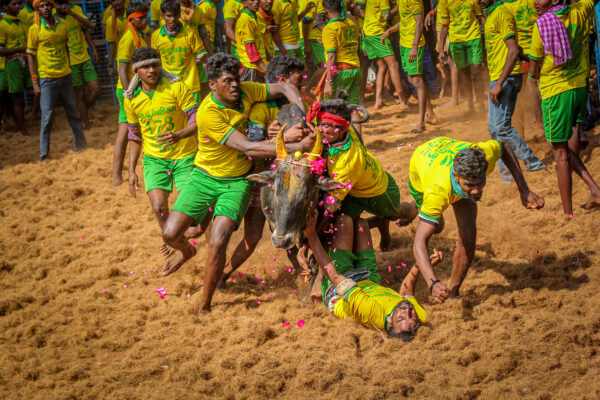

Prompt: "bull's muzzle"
[271,232,296,249]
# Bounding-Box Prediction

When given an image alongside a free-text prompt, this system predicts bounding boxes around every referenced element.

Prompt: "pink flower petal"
[297,320,305,328]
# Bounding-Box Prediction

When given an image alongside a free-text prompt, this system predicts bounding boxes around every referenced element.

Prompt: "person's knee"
[162,221,181,243]
[410,76,424,89]
[151,200,169,219]
[208,224,234,250]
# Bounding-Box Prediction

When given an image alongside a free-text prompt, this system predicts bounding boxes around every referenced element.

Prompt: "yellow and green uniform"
[105,14,127,47]
[298,0,324,66]
[502,0,538,57]
[56,6,98,87]
[484,2,523,82]
[272,0,300,47]
[438,0,483,68]
[408,137,502,224]
[257,9,275,58]
[150,0,163,28]
[17,4,34,30]
[0,56,6,92]
[326,127,399,217]
[26,17,71,79]
[322,17,362,104]
[172,82,270,227]
[103,1,130,27]
[224,0,244,54]
[198,0,217,44]
[125,76,198,192]
[115,27,148,123]
[529,0,593,142]
[0,14,31,93]
[151,23,206,95]
[398,0,426,75]
[236,9,268,71]
[247,100,279,142]
[357,0,395,59]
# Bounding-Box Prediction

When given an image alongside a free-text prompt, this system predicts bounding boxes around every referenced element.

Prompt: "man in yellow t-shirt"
[382,0,438,134]
[321,0,362,105]
[124,47,199,256]
[105,0,127,81]
[27,0,86,161]
[304,210,438,341]
[408,137,544,303]
[54,0,101,129]
[307,99,418,251]
[112,1,149,186]
[0,0,31,136]
[354,0,408,109]
[161,53,314,316]
[17,0,34,28]
[528,0,600,215]
[151,0,206,101]
[197,0,219,54]
[257,0,277,60]
[224,0,244,56]
[272,0,304,60]
[298,0,323,69]
[481,0,544,182]
[236,0,268,81]
[438,0,485,112]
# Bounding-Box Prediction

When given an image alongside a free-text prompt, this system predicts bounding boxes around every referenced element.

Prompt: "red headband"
[306,102,350,129]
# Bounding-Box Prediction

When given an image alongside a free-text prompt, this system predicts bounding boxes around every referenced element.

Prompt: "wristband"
[429,10,435,16]
[31,74,38,81]
[429,279,441,294]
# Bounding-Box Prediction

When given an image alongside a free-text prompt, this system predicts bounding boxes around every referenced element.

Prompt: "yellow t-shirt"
[105,15,127,44]
[356,0,390,37]
[438,0,482,43]
[298,0,321,41]
[333,282,427,331]
[103,1,130,26]
[116,28,148,90]
[236,10,268,70]
[181,5,204,31]
[151,24,205,94]
[502,0,538,56]
[56,6,91,66]
[195,82,270,177]
[17,4,34,30]
[408,137,502,224]
[198,0,217,42]
[529,0,593,100]
[272,0,300,45]
[248,100,279,129]
[150,0,163,27]
[224,0,245,22]
[124,77,198,159]
[0,15,27,57]
[257,11,275,57]
[484,3,523,81]
[326,128,389,200]
[322,17,360,67]
[398,0,425,48]
[26,18,71,79]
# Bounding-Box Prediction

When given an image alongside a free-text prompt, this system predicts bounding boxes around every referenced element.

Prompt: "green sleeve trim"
[343,286,358,301]
[265,82,271,100]
[440,16,449,19]
[224,17,236,20]
[326,48,337,53]
[528,54,541,61]
[243,40,255,44]
[106,40,116,44]
[220,127,236,144]
[248,120,265,129]
[503,33,515,41]
[117,59,130,63]
[382,8,390,12]
[413,11,423,15]
[419,211,440,225]
[355,1,365,5]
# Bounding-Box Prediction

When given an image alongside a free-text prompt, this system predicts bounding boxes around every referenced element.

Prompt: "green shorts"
[449,38,483,69]
[172,168,254,228]
[115,88,127,124]
[0,69,6,92]
[142,153,195,193]
[6,59,32,94]
[400,46,424,76]
[542,86,587,143]
[198,62,208,84]
[275,47,305,63]
[363,35,395,60]
[340,172,400,217]
[300,38,326,66]
[331,67,362,105]
[71,59,98,87]
[321,248,379,302]
[231,44,238,58]
[192,91,201,103]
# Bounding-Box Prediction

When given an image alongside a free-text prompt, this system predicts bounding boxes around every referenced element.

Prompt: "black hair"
[386,301,422,342]
[205,53,241,82]
[319,99,352,122]
[55,0,68,6]
[126,1,149,17]
[454,147,488,181]
[265,55,305,83]
[131,47,160,64]
[323,0,342,12]
[161,0,180,15]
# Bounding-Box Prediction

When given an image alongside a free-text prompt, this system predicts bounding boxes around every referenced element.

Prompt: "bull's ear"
[317,177,344,192]
[248,170,276,184]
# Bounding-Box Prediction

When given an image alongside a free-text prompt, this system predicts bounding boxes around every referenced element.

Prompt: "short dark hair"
[388,321,421,342]
[131,47,160,64]
[206,53,241,82]
[319,99,352,122]
[323,0,342,12]
[126,1,149,17]
[161,0,180,15]
[266,55,305,83]
[454,147,488,181]
[54,0,68,6]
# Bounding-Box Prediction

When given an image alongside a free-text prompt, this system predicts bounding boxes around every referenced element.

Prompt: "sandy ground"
[1,93,600,400]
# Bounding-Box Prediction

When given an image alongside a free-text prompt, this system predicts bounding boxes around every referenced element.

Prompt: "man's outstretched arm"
[413,221,449,302]
[266,83,306,112]
[499,141,545,209]
[304,210,346,287]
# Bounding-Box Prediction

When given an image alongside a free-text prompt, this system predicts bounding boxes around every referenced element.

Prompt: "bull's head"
[248,125,341,249]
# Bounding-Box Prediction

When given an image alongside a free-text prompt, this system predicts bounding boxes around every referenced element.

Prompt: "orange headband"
[126,11,148,46]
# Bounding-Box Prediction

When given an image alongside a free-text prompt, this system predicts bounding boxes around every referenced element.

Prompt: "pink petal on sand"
[238,272,245,277]
[388,266,392,272]
[190,239,197,245]
[123,285,129,289]
[102,289,107,293]
[256,299,261,304]
[130,271,135,275]
[297,320,305,328]
[282,321,290,328]
[167,326,173,330]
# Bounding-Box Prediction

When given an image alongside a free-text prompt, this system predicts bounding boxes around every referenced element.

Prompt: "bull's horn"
[307,124,323,161]
[276,123,288,158]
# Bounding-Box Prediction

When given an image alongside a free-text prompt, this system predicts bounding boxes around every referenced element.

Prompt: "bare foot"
[375,102,385,110]
[441,99,459,107]
[112,175,123,186]
[162,245,197,276]
[160,243,176,258]
[395,99,410,110]
[581,192,600,210]
[309,272,323,299]
[197,303,211,316]
[378,222,392,252]
[425,113,439,125]
[394,201,419,226]
[217,269,232,289]
[410,124,425,134]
